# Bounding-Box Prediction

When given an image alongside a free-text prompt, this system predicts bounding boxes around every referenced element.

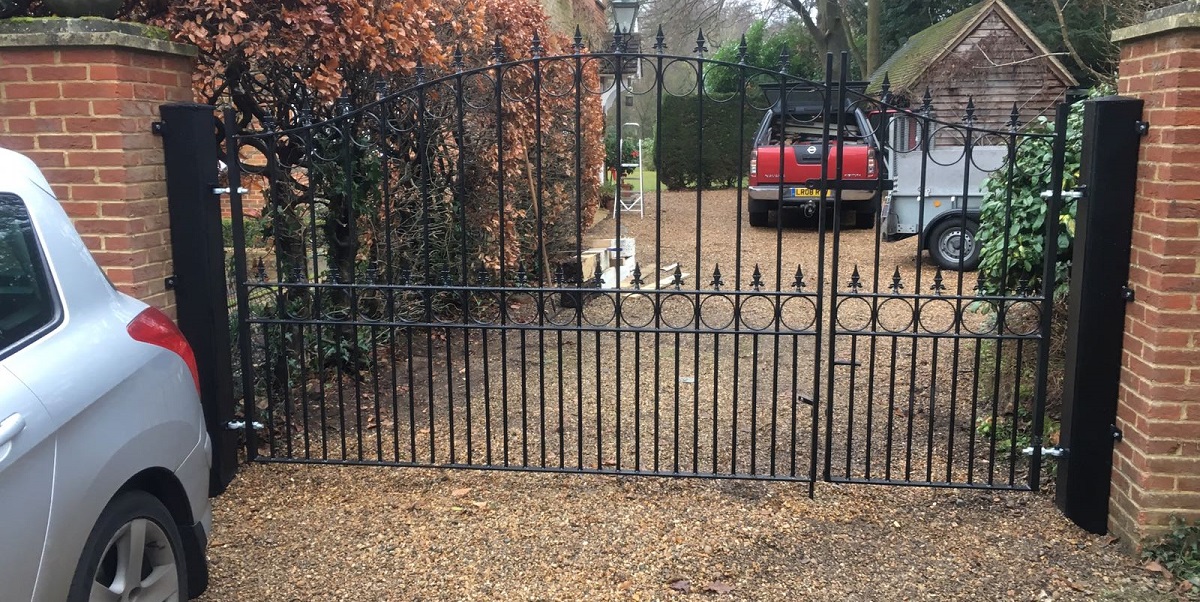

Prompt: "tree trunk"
[867,0,881,75]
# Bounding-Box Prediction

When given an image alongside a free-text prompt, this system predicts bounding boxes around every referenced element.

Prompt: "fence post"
[1055,96,1143,534]
[158,102,238,495]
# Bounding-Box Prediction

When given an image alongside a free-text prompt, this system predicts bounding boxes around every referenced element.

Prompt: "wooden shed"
[866,0,1079,130]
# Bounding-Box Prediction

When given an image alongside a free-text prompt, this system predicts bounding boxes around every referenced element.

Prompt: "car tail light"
[127,307,200,393]
[749,149,757,178]
[867,150,877,178]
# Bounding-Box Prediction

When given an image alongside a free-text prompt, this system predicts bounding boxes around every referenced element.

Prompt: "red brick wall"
[0,45,193,316]
[1112,26,1200,548]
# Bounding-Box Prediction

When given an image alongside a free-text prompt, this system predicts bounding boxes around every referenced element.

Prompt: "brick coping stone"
[1113,0,1200,43]
[0,17,195,57]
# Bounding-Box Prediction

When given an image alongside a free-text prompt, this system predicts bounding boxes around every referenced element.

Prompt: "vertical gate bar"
[945,107,977,482]
[653,37,664,474]
[823,53,849,482]
[481,282,493,465]
[299,108,330,462]
[223,108,258,462]
[573,40,585,472]
[966,333,984,484]
[367,91,383,463]
[260,118,294,461]
[987,125,1021,486]
[331,104,349,461]
[614,40,625,474]
[416,72,438,465]
[730,46,747,478]
[1009,338,1026,486]
[533,45,547,469]
[493,48,511,468]
[294,115,313,461]
[812,52,834,491]
[926,335,939,482]
[844,333,858,478]
[863,90,889,480]
[904,93,934,482]
[885,329,898,477]
[345,102,366,462]
[374,85,398,464]
[1030,103,1069,489]
[454,59,474,466]
[692,52,705,475]
[520,303,529,466]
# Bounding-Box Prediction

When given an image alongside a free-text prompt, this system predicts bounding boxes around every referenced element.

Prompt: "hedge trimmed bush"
[657,93,761,190]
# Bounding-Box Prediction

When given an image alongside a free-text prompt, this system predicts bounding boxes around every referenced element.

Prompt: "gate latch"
[225,420,264,431]
[1021,446,1067,459]
[1040,187,1085,201]
[212,187,250,195]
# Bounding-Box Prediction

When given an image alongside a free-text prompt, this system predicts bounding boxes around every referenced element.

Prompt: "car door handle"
[0,413,26,447]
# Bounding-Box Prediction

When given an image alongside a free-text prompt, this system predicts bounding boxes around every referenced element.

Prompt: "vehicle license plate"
[792,187,819,197]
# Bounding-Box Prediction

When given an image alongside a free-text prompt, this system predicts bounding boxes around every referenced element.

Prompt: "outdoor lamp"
[611,0,640,34]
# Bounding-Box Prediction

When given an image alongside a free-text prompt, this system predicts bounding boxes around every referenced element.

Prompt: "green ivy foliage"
[657,92,760,190]
[1143,517,1200,589]
[976,99,1084,300]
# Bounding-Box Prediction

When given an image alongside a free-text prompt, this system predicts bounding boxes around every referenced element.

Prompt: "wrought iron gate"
[219,33,1067,494]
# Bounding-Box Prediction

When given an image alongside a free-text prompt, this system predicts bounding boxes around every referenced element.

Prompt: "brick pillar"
[0,18,196,316]
[1110,2,1200,549]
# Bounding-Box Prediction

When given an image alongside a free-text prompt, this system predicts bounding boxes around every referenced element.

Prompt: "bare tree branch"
[1048,0,1113,85]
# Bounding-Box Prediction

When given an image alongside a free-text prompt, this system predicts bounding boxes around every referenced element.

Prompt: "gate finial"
[930,267,946,295]
[793,264,807,291]
[710,264,724,290]
[963,97,976,126]
[778,46,791,74]
[880,73,891,102]
[694,29,708,56]
[573,26,585,53]
[531,31,544,58]
[492,35,505,63]
[737,35,748,64]
[653,25,666,53]
[453,44,465,72]
[1007,103,1021,132]
[889,267,904,294]
[750,264,763,291]
[847,265,863,294]
[921,88,933,116]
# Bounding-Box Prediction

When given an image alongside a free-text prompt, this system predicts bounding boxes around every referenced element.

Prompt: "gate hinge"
[225,420,264,431]
[1111,424,1123,443]
[164,275,178,290]
[212,187,250,196]
[1022,446,1067,459]
[1136,121,1150,137]
[1121,285,1135,302]
[151,121,165,136]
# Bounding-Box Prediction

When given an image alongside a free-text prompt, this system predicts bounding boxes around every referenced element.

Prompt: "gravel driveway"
[206,190,1176,600]
[197,464,1173,601]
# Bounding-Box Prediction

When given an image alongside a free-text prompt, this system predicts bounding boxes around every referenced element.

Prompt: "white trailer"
[878,117,1008,271]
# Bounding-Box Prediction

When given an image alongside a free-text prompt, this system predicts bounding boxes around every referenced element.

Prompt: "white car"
[0,148,211,601]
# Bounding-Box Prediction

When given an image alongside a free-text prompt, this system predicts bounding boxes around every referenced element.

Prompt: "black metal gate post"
[159,102,238,495]
[1056,96,1144,534]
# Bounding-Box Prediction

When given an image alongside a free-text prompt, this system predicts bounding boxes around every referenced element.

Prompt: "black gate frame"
[164,39,1072,497]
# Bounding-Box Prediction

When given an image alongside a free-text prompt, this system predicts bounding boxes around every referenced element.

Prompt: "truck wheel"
[749,210,771,227]
[928,219,980,271]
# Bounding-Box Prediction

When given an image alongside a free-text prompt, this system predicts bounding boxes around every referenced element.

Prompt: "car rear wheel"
[68,491,188,602]
[928,219,980,271]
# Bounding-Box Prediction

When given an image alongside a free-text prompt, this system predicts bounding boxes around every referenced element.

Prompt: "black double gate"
[207,39,1067,494]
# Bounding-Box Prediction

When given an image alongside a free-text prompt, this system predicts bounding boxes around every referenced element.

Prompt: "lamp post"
[610,0,640,36]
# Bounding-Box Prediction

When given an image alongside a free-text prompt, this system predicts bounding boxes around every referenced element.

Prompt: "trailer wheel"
[928,219,980,271]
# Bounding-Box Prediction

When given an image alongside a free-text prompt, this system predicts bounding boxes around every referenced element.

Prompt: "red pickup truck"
[748,83,883,228]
